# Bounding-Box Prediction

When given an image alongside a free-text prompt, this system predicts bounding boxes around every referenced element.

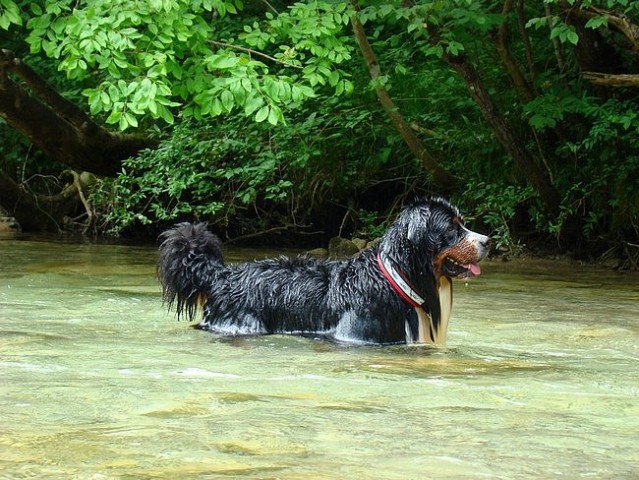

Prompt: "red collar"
[376,252,426,309]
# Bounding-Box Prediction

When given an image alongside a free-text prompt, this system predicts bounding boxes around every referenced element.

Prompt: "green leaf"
[220,89,234,111]
[208,54,239,69]
[267,105,279,125]
[328,70,339,87]
[585,16,608,29]
[106,110,122,124]
[158,104,174,124]
[244,94,264,116]
[0,0,22,29]
[30,2,43,15]
[119,114,129,131]
[124,112,138,128]
[210,98,223,116]
[566,30,579,45]
[255,105,269,122]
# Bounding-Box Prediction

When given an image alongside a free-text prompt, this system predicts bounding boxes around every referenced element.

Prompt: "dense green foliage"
[93,93,409,240]
[16,0,353,129]
[1,0,638,261]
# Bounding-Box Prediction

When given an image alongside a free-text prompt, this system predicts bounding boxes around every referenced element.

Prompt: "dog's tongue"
[466,263,481,276]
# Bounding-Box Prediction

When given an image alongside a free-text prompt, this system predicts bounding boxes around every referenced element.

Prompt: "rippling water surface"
[1,236,638,479]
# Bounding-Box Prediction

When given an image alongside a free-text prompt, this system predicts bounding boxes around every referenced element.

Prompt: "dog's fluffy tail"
[157,222,223,320]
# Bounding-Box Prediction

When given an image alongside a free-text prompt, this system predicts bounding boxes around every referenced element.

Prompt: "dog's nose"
[474,233,491,258]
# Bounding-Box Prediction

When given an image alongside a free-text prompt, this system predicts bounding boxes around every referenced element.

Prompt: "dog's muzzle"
[441,228,491,279]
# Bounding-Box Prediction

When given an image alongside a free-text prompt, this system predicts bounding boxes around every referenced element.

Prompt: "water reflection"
[1,238,638,479]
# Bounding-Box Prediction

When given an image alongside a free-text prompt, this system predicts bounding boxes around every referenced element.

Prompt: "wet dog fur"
[157,196,490,345]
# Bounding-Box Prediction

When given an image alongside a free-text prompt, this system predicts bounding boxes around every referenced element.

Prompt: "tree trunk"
[516,0,538,86]
[0,49,155,177]
[442,52,562,216]
[492,0,535,103]
[349,2,458,189]
[0,49,158,231]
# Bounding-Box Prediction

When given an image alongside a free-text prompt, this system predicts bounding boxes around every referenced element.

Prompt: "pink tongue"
[467,264,481,276]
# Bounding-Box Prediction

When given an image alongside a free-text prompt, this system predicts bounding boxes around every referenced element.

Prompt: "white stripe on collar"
[376,252,425,307]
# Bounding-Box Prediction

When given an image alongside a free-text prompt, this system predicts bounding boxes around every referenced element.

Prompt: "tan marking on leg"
[415,306,431,344]
[435,276,453,345]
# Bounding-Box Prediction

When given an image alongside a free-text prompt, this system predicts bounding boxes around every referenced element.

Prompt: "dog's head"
[381,197,490,275]
[425,199,490,281]
[379,196,490,345]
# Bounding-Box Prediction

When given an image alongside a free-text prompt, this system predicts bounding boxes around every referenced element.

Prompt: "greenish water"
[1,237,638,479]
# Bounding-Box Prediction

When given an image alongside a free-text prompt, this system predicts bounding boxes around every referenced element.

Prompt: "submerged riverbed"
[1,237,638,479]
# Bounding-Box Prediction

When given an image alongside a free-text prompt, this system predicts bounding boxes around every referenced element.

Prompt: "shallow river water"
[0,236,638,479]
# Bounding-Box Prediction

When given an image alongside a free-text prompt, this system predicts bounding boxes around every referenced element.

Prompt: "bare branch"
[582,71,639,87]
[544,3,566,74]
[561,2,639,51]
[207,40,302,69]
[261,0,279,15]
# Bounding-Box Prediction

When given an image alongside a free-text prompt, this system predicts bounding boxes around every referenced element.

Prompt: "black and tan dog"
[158,197,490,345]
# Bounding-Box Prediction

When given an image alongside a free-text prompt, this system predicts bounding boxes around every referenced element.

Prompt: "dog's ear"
[406,205,432,247]
[407,221,422,246]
